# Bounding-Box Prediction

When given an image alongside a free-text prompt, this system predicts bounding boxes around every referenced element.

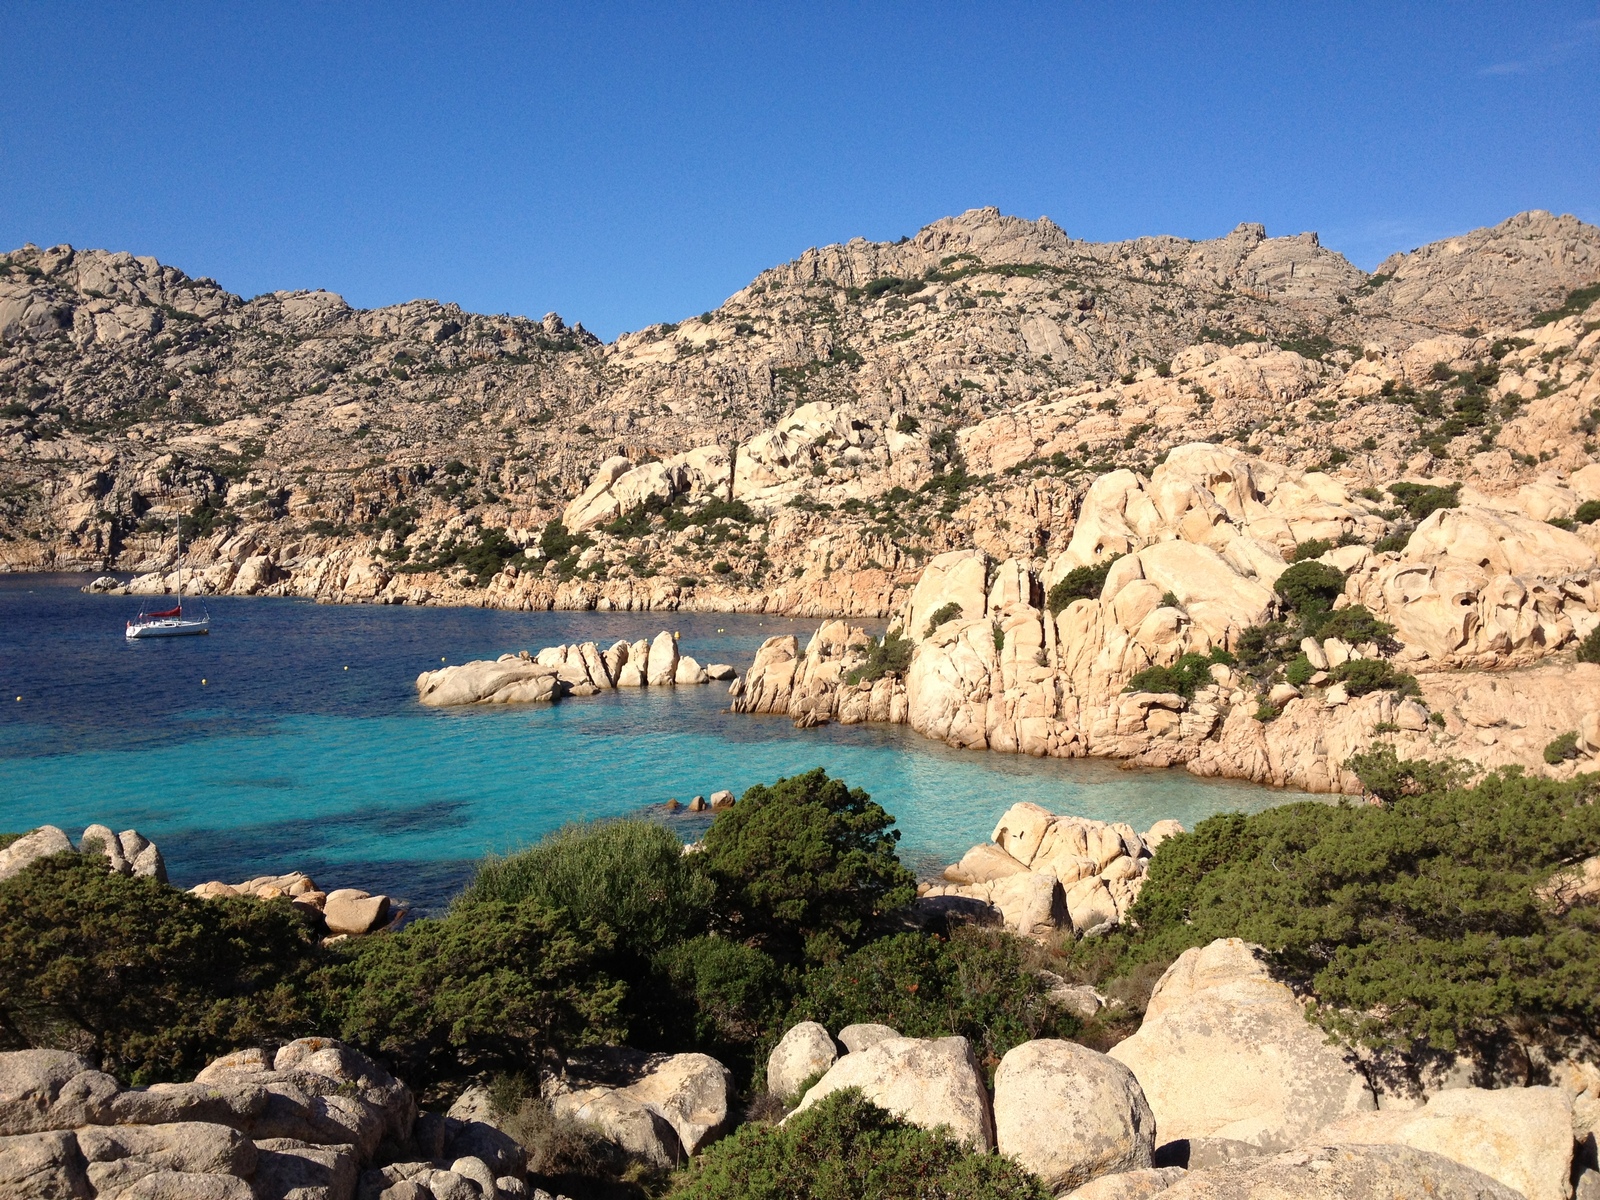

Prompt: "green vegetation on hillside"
[669,1089,1049,1200]
[1066,747,1600,1057]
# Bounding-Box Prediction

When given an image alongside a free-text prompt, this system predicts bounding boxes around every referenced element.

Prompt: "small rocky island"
[415,631,736,707]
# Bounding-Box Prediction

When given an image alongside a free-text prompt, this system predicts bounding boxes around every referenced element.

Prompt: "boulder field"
[761,939,1594,1200]
[732,443,1600,793]
[415,630,735,707]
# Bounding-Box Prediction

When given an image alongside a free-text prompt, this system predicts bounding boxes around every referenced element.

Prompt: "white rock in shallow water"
[416,659,559,706]
[767,1022,837,1100]
[646,631,679,686]
[675,655,709,685]
[791,1036,994,1151]
[993,1039,1155,1192]
[705,663,736,680]
[323,889,391,935]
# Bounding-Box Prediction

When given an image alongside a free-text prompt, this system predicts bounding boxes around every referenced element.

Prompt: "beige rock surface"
[766,1023,838,1099]
[1157,1142,1522,1200]
[1313,1086,1574,1200]
[993,1039,1156,1192]
[1109,940,1376,1151]
[791,1036,994,1151]
[1062,1167,1190,1200]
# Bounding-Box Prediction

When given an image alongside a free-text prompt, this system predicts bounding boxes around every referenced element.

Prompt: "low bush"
[1329,658,1419,697]
[846,631,913,685]
[464,819,713,957]
[1387,481,1460,522]
[1545,731,1581,765]
[648,935,787,1068]
[1579,626,1600,665]
[1274,560,1346,627]
[327,898,626,1094]
[1045,556,1121,615]
[1289,537,1335,562]
[700,769,917,959]
[668,1088,1049,1200]
[1124,649,1233,698]
[1577,500,1600,525]
[1315,604,1397,650]
[0,854,324,1084]
[923,602,963,637]
[1074,746,1600,1058]
[784,926,1074,1069]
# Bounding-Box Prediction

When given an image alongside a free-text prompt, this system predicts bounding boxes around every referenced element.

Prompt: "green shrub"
[328,898,626,1093]
[700,769,916,958]
[1125,649,1231,698]
[1387,482,1460,522]
[0,833,21,852]
[924,602,964,637]
[846,631,914,686]
[1289,537,1335,562]
[668,1088,1049,1200]
[464,819,713,957]
[1274,560,1347,626]
[1045,556,1121,614]
[0,855,325,1084]
[1284,654,1313,687]
[1329,658,1418,697]
[1092,747,1600,1057]
[1315,604,1396,648]
[1159,590,1180,608]
[1577,500,1600,525]
[1579,626,1600,665]
[785,927,1073,1069]
[1545,731,1581,765]
[649,935,787,1063]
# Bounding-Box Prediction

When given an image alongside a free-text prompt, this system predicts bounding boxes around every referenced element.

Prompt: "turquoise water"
[0,576,1291,910]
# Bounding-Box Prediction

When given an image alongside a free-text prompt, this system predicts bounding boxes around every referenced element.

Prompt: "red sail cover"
[145,605,182,619]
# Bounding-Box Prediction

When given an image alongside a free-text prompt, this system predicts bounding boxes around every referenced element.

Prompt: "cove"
[0,576,1295,911]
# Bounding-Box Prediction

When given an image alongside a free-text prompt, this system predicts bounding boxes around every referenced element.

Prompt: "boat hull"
[126,620,210,639]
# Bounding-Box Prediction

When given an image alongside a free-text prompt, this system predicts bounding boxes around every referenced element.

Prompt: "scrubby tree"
[669,1089,1049,1200]
[700,769,916,958]
[0,854,324,1084]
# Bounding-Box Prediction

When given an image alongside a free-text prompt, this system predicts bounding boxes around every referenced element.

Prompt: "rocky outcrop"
[920,803,1170,938]
[0,824,165,884]
[993,1039,1157,1192]
[1312,1086,1575,1200]
[189,872,400,939]
[0,1040,539,1200]
[1108,939,1377,1152]
[790,1035,994,1151]
[416,633,722,707]
[730,442,1600,791]
[545,1047,735,1165]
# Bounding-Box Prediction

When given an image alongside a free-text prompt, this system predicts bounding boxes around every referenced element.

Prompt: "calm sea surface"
[0,576,1293,911]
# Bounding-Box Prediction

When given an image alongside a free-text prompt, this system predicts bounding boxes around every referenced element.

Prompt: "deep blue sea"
[0,576,1291,912]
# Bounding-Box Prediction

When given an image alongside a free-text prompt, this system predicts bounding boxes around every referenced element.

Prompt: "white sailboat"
[126,514,210,639]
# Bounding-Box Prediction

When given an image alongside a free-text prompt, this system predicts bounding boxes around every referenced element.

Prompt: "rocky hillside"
[4,208,1597,621]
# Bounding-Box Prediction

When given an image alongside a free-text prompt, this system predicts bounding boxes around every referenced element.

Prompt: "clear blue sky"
[2,3,1596,340]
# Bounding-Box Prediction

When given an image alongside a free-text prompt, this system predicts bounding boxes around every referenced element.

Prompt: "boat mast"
[176,510,183,607]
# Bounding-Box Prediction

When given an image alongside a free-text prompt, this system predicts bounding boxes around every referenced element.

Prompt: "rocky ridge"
[7,208,1600,788]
